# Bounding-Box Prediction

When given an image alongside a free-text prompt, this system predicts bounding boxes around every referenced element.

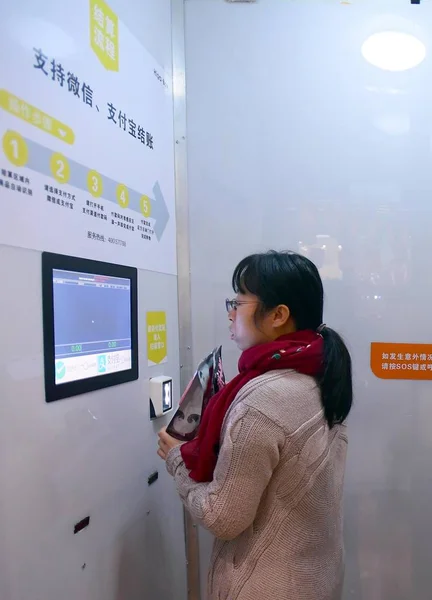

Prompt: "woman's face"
[228,292,274,351]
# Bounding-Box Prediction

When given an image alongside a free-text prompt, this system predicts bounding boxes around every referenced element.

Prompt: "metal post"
[171,1,201,599]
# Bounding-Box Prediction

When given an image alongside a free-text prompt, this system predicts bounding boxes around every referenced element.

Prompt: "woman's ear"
[272,304,290,328]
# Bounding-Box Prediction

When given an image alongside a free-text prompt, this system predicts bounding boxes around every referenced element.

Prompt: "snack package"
[166,346,225,442]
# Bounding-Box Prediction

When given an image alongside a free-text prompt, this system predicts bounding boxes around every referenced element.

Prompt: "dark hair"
[232,250,352,427]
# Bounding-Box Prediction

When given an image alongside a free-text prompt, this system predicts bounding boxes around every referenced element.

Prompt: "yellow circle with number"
[50,152,70,184]
[140,195,152,217]
[116,184,129,208]
[2,130,28,167]
[87,170,103,198]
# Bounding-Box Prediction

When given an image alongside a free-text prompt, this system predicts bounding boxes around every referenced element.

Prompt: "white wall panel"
[185,1,432,598]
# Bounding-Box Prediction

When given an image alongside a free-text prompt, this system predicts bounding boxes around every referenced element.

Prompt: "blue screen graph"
[53,269,132,384]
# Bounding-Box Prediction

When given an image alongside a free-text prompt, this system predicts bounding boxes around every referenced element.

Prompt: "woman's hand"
[157,427,184,461]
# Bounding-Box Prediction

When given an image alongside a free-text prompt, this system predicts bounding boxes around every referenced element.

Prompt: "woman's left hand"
[157,427,184,461]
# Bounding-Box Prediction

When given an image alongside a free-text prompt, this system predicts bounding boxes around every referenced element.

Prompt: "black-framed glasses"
[225,298,258,313]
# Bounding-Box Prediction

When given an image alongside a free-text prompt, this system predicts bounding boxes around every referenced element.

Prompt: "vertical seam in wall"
[171,1,201,599]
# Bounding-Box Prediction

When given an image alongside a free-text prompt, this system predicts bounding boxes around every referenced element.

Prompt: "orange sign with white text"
[371,342,432,380]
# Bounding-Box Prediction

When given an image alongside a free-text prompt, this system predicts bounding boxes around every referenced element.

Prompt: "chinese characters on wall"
[371,342,432,380]
[33,48,154,150]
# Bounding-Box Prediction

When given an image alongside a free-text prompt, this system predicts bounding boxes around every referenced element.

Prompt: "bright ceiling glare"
[362,31,426,72]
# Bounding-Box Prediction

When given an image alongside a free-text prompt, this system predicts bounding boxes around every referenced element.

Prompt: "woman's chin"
[234,339,246,351]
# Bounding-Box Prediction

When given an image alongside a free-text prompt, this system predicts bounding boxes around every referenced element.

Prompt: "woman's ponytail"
[319,326,352,428]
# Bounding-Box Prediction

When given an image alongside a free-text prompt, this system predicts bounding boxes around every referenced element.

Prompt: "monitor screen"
[162,380,172,412]
[43,253,138,402]
[53,269,132,385]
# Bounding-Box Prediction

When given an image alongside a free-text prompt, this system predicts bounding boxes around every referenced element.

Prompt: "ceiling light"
[362,31,426,72]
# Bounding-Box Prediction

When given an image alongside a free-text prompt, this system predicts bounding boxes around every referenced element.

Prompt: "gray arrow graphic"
[152,181,170,241]
[21,134,170,240]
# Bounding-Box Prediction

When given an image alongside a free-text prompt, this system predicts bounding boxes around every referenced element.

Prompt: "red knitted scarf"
[180,330,324,482]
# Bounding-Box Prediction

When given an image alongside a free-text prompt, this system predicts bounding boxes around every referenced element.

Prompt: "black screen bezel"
[42,252,139,403]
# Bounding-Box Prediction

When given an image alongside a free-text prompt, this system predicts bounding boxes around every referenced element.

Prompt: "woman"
[158,251,352,600]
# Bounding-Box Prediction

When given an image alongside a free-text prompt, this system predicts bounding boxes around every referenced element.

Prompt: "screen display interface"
[53,269,132,385]
[163,380,172,412]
